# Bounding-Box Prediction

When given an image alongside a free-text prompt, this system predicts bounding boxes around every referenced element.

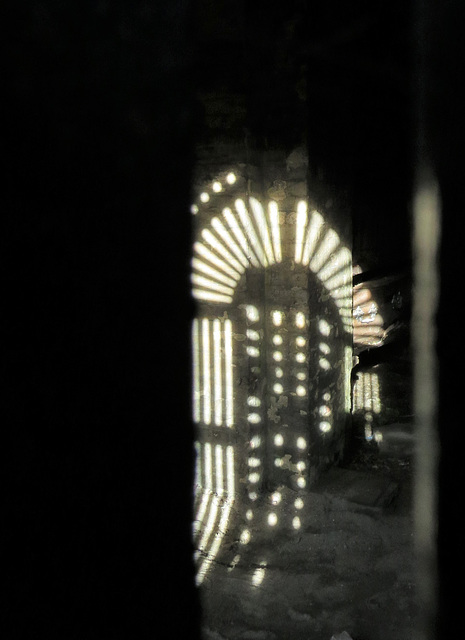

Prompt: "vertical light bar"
[250,197,275,265]
[372,373,381,413]
[215,444,224,497]
[295,200,308,263]
[194,441,201,492]
[223,207,260,268]
[302,210,324,266]
[344,346,352,413]
[224,319,233,427]
[226,445,235,496]
[364,371,372,412]
[193,443,211,537]
[268,201,282,263]
[235,199,267,267]
[192,319,200,423]
[202,319,211,425]
[213,319,222,426]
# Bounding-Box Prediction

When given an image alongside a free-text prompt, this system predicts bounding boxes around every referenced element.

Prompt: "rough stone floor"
[198,448,415,640]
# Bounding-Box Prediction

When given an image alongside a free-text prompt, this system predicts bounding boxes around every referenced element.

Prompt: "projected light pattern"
[294,203,353,333]
[192,318,234,428]
[353,372,381,441]
[353,284,385,349]
[192,167,353,588]
[193,442,235,585]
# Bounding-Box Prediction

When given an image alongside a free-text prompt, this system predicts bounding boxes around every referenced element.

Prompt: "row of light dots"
[191,172,238,214]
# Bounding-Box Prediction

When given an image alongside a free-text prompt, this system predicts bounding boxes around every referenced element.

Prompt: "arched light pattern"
[294,205,353,333]
[194,443,235,585]
[353,372,382,441]
[192,318,234,429]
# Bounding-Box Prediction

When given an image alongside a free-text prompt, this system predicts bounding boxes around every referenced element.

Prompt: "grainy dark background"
[3,0,465,638]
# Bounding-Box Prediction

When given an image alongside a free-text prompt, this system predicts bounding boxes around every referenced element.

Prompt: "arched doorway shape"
[191,168,352,585]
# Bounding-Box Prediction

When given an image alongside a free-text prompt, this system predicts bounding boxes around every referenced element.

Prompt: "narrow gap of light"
[272,310,283,326]
[192,257,237,288]
[192,289,232,304]
[246,346,260,357]
[197,490,234,586]
[247,329,260,341]
[226,445,235,496]
[194,441,201,490]
[213,320,222,426]
[235,199,267,267]
[191,274,235,296]
[211,216,249,269]
[318,318,331,336]
[224,320,233,427]
[334,296,353,310]
[202,319,211,425]
[227,553,241,572]
[319,342,331,355]
[267,512,278,526]
[310,229,340,273]
[252,565,266,587]
[245,305,260,323]
[194,242,242,281]
[192,319,200,423]
[250,197,275,265]
[193,486,210,539]
[215,445,224,496]
[274,433,284,446]
[295,200,308,264]
[344,346,353,413]
[223,207,260,268]
[295,312,306,329]
[364,372,373,411]
[372,374,381,414]
[302,210,324,266]
[201,228,245,275]
[329,284,353,300]
[268,201,282,262]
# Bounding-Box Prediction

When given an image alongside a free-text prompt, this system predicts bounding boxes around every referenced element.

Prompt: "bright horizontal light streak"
[302,210,324,266]
[248,457,261,467]
[191,274,235,296]
[334,296,353,310]
[211,217,249,268]
[192,289,232,304]
[235,199,267,267]
[192,257,237,288]
[202,319,211,425]
[310,229,340,273]
[268,201,282,262]
[250,197,274,265]
[201,229,245,275]
[225,320,233,427]
[324,265,352,291]
[223,207,260,268]
[329,285,353,299]
[295,201,307,264]
[194,242,242,281]
[318,247,352,281]
[192,320,200,423]
[213,320,222,426]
